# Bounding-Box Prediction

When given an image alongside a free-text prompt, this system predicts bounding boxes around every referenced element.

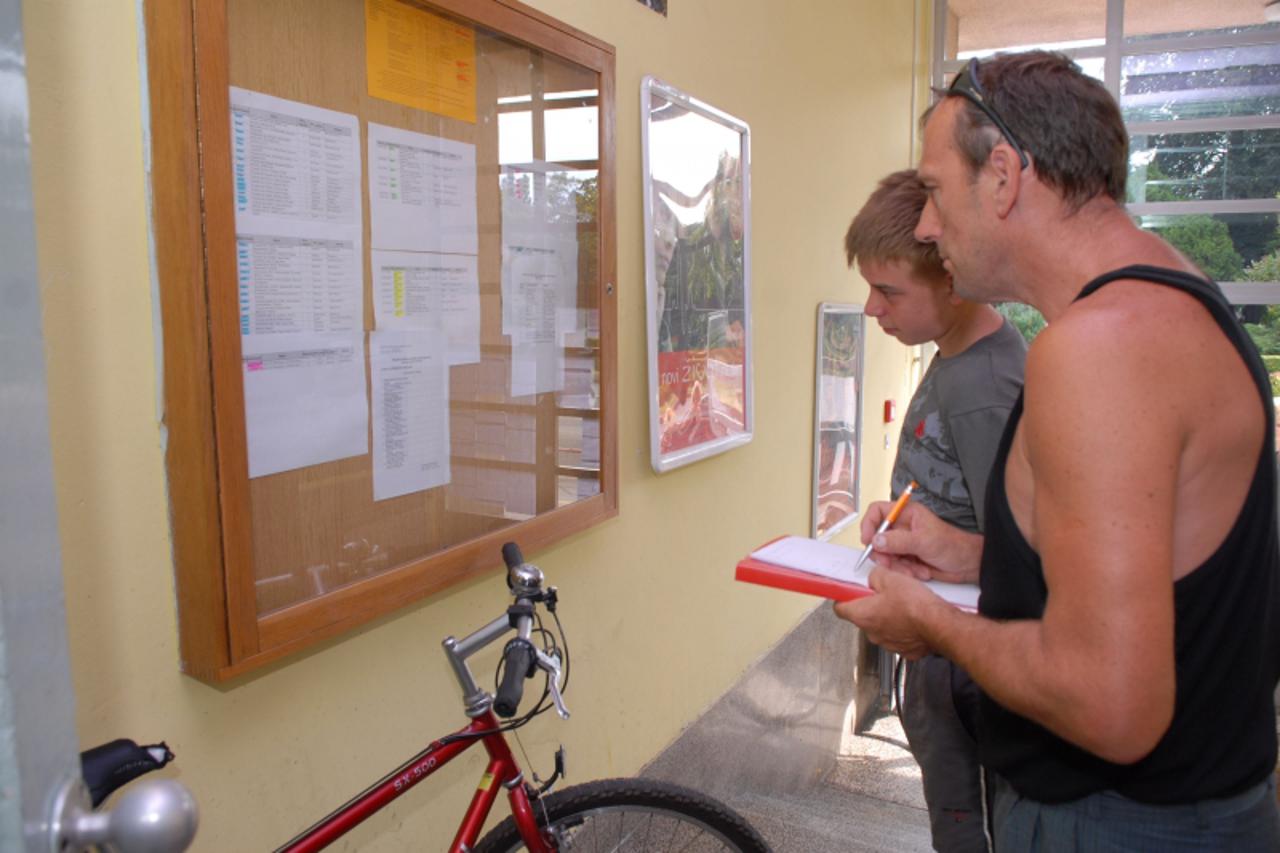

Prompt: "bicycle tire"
[474,777,772,853]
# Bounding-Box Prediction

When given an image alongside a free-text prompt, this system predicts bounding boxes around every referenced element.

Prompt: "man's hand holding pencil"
[858,495,984,586]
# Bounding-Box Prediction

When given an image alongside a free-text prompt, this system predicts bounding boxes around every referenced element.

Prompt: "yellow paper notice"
[365,0,477,123]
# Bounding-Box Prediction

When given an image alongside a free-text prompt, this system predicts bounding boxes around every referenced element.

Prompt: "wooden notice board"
[146,0,617,681]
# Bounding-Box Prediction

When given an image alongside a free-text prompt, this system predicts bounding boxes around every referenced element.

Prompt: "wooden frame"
[147,0,617,681]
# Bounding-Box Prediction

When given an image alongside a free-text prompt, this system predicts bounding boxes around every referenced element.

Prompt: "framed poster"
[641,76,752,473]
[812,303,864,540]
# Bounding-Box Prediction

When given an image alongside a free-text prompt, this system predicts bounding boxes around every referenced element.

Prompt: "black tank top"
[977,265,1280,804]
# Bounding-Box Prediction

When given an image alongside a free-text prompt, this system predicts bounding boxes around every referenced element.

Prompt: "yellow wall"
[24,0,922,848]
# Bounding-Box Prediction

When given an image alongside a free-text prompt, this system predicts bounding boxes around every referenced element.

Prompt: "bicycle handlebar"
[442,542,568,720]
[494,638,536,718]
[501,541,524,572]
[495,542,541,718]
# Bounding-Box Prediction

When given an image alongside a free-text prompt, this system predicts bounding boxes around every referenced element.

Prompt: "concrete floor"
[640,605,935,853]
[723,712,934,853]
[725,710,1280,853]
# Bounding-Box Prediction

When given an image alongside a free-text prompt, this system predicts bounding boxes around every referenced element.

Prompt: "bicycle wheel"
[474,777,771,852]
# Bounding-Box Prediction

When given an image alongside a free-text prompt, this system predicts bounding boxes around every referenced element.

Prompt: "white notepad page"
[750,535,980,611]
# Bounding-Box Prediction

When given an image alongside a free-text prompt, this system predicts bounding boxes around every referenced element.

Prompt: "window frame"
[930,0,1280,305]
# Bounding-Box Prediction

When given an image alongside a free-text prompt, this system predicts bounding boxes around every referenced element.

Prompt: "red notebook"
[736,535,979,611]
[736,544,873,601]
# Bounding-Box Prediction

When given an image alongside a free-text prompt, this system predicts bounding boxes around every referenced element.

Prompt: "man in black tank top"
[845,169,1026,853]
[833,51,1280,851]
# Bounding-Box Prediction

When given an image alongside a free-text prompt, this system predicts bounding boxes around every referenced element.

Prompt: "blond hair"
[844,169,945,281]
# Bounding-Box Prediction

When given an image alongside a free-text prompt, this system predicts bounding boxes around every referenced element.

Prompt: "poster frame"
[811,302,865,540]
[641,75,753,473]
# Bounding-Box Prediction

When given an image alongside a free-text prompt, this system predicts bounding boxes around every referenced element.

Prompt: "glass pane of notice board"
[162,0,616,679]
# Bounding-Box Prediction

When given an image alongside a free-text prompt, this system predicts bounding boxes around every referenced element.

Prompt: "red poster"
[657,347,747,454]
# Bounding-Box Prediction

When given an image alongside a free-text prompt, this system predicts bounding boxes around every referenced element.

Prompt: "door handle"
[48,773,198,853]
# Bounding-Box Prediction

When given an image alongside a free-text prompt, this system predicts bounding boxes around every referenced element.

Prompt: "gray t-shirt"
[891,317,1027,533]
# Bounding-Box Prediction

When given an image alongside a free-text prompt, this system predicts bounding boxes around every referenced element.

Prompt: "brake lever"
[533,649,570,719]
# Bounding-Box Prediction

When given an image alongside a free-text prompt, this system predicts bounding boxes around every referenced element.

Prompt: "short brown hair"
[844,169,945,281]
[944,51,1127,209]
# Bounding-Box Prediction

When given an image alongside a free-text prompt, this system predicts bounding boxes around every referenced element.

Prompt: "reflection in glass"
[645,82,750,468]
[1122,43,1280,122]
[545,105,599,162]
[813,306,863,540]
[1128,128,1280,203]
[498,110,533,164]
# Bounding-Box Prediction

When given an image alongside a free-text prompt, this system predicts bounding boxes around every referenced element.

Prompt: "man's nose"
[915,197,940,244]
[865,290,886,317]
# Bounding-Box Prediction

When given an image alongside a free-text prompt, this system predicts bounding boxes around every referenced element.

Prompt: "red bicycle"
[275,543,771,852]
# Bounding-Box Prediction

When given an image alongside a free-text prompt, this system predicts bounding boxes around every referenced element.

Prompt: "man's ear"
[988,143,1023,219]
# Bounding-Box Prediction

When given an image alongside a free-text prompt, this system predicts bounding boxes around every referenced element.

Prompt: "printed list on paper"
[368,122,478,255]
[500,163,581,397]
[230,87,369,478]
[371,249,480,365]
[370,330,451,501]
[241,333,369,478]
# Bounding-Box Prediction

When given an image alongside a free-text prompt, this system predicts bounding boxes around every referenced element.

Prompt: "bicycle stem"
[442,613,513,718]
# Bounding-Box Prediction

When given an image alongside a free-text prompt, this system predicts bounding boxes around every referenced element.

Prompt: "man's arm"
[840,310,1180,764]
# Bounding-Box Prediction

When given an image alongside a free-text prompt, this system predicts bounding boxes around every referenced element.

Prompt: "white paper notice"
[369,123,478,255]
[500,164,580,397]
[749,535,980,611]
[236,224,361,335]
[506,239,567,397]
[241,333,369,478]
[371,249,480,365]
[230,89,368,478]
[230,87,362,233]
[370,330,450,501]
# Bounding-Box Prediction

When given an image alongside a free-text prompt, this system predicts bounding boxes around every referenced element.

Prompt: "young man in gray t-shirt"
[845,170,1026,852]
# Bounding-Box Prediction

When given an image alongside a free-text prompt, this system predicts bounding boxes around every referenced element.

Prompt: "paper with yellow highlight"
[365,0,476,123]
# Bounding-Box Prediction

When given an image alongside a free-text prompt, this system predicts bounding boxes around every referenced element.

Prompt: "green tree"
[1154,214,1244,281]
[1128,159,1179,204]
[1129,138,1280,268]
[1240,254,1280,354]
[1245,251,1280,283]
[997,302,1045,343]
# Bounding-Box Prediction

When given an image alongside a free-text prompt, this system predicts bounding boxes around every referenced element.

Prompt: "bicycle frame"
[278,599,558,853]
[277,710,550,853]
[280,548,565,845]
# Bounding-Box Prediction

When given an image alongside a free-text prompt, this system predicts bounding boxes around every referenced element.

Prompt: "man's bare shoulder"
[1035,274,1218,366]
[1021,274,1236,436]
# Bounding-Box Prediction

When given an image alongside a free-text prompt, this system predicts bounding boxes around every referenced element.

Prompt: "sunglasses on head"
[948,58,1030,170]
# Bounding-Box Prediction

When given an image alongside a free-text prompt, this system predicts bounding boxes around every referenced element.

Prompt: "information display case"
[147,0,616,680]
